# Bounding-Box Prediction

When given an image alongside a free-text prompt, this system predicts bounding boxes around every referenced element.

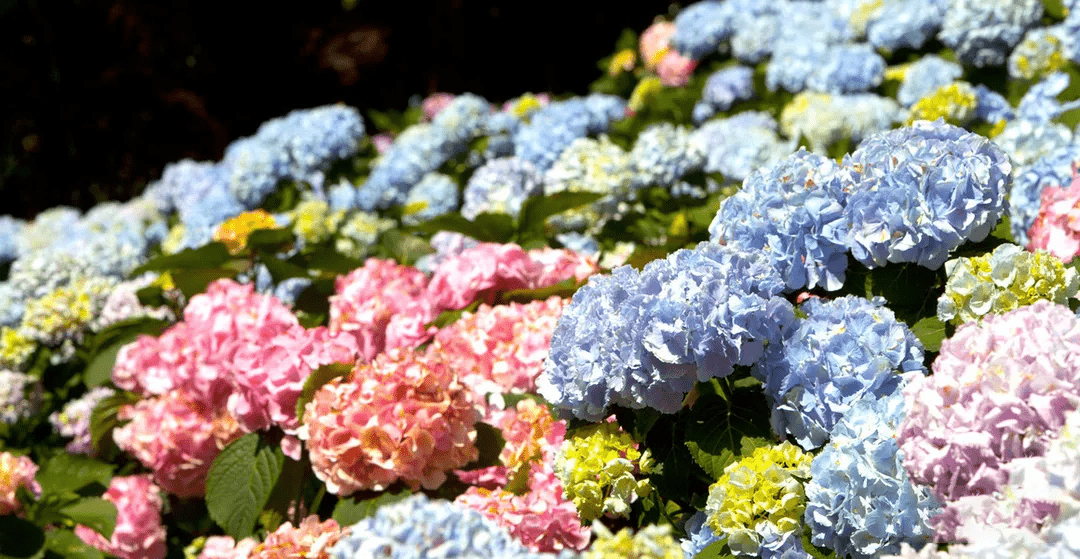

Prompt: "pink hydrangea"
[329,258,438,361]
[228,325,359,434]
[421,93,456,121]
[457,397,566,491]
[431,297,567,396]
[1027,173,1080,263]
[371,133,394,154]
[897,301,1080,540]
[113,393,245,498]
[301,348,479,495]
[528,247,600,287]
[0,451,40,515]
[657,50,698,87]
[197,536,258,559]
[455,459,589,552]
[249,516,345,559]
[639,20,676,69]
[75,475,167,559]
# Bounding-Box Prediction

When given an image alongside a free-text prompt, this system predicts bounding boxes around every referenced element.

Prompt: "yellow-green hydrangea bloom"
[848,0,885,37]
[554,421,653,522]
[937,243,1080,325]
[0,327,36,371]
[507,93,549,120]
[705,441,812,556]
[906,81,978,126]
[543,135,638,234]
[290,196,345,245]
[583,523,683,559]
[19,275,116,354]
[161,223,187,255]
[1009,30,1067,81]
[335,211,396,259]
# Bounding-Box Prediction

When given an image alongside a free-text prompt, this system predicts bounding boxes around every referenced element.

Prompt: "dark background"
[2,0,676,219]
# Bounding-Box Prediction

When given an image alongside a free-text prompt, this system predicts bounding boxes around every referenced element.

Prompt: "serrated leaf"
[684,381,773,480]
[130,242,232,275]
[45,529,104,559]
[60,498,118,540]
[332,489,412,526]
[911,316,947,353]
[518,192,605,238]
[459,422,505,471]
[295,362,354,421]
[378,230,435,266]
[36,454,114,495]
[258,254,309,282]
[89,391,141,454]
[0,516,45,557]
[206,433,285,540]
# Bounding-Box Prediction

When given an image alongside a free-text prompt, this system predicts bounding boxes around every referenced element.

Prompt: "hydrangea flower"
[767,38,830,94]
[462,157,542,219]
[656,50,698,87]
[937,244,1079,324]
[334,210,396,259]
[288,195,345,246]
[0,327,34,371]
[584,523,683,559]
[0,451,40,515]
[19,274,117,360]
[401,172,458,226]
[938,0,1043,67]
[213,209,278,254]
[895,55,964,108]
[0,215,24,264]
[973,84,1015,124]
[866,0,948,51]
[681,510,725,559]
[630,123,705,191]
[1027,170,1080,262]
[553,421,653,522]
[806,43,886,94]
[709,149,851,292]
[780,92,902,154]
[50,386,115,454]
[75,475,167,559]
[422,93,456,121]
[538,243,793,420]
[1009,26,1070,80]
[670,1,735,59]
[842,119,1011,269]
[705,441,813,559]
[330,493,563,559]
[191,536,258,559]
[804,390,941,559]
[907,82,979,125]
[249,516,345,559]
[693,65,755,122]
[1014,72,1080,124]
[691,112,796,181]
[90,275,175,333]
[301,348,479,494]
[542,135,638,232]
[756,296,926,449]
[512,94,626,172]
[640,21,677,69]
[897,301,1080,538]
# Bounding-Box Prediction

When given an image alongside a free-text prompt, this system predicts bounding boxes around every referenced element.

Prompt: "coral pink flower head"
[301,348,479,495]
[197,536,258,559]
[75,475,167,559]
[1027,172,1080,263]
[0,452,40,516]
[421,93,456,121]
[249,516,345,559]
[639,20,676,69]
[657,50,698,87]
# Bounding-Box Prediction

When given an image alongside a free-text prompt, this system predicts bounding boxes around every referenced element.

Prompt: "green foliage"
[294,362,354,422]
[35,454,114,496]
[331,488,411,526]
[59,498,118,540]
[80,318,169,388]
[911,316,948,353]
[0,516,45,558]
[43,529,105,559]
[89,390,141,456]
[130,242,232,275]
[205,433,285,540]
[683,377,774,480]
[458,422,506,471]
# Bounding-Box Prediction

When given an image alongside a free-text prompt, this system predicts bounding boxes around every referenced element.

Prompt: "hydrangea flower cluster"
[804,390,941,559]
[330,494,564,559]
[18,274,118,361]
[895,55,964,107]
[690,112,796,181]
[190,536,258,559]
[75,475,167,559]
[249,516,345,559]
[213,209,278,254]
[402,172,459,225]
[757,296,926,449]
[301,348,479,494]
[333,210,396,259]
[630,123,706,191]
[681,510,725,559]
[539,243,793,421]
[938,0,1043,67]
[0,370,42,424]
[553,420,653,522]
[709,149,850,292]
[898,301,1080,538]
[937,243,1079,324]
[907,82,978,125]
[1008,145,1080,245]
[1027,170,1080,263]
[779,92,902,154]
[865,0,948,52]
[542,135,638,233]
[49,386,114,454]
[0,327,34,370]
[805,44,885,94]
[461,157,542,219]
[704,441,813,559]
[431,297,566,397]
[583,523,683,559]
[512,94,626,172]
[0,451,40,515]
[842,119,1011,269]
[693,65,755,122]
[89,274,175,332]
[1009,26,1070,80]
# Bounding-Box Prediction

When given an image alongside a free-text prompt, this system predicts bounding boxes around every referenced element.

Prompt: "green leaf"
[83,318,169,388]
[1044,0,1068,19]
[499,278,582,304]
[0,516,45,558]
[684,380,773,480]
[518,192,605,238]
[258,254,309,283]
[331,489,412,526]
[36,454,114,496]
[990,215,1013,243]
[295,362,354,422]
[45,529,104,559]
[89,391,141,454]
[305,247,367,274]
[134,285,166,308]
[694,539,735,559]
[802,523,838,559]
[205,433,285,540]
[459,423,505,471]
[245,228,295,254]
[377,230,435,267]
[911,316,948,353]
[130,242,232,275]
[84,338,134,388]
[427,300,481,330]
[409,212,513,243]
[172,267,240,299]
[60,498,118,540]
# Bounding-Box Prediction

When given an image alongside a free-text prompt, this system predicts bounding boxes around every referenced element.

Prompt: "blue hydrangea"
[482,111,523,159]
[804,389,941,559]
[555,232,600,256]
[938,0,1043,67]
[842,120,1011,269]
[630,123,706,188]
[972,84,1015,124]
[537,243,794,421]
[223,136,291,208]
[8,252,100,301]
[461,157,542,219]
[896,55,964,108]
[429,93,492,152]
[14,206,83,256]
[806,44,886,94]
[995,119,1074,168]
[709,150,851,292]
[767,38,830,93]
[328,179,359,212]
[730,14,779,63]
[0,216,25,264]
[690,112,796,181]
[693,65,756,122]
[866,0,948,51]
[0,282,23,327]
[755,295,926,449]
[330,494,565,559]
[671,1,735,59]
[1009,144,1080,245]
[780,92,903,154]
[144,159,229,218]
[512,94,626,172]
[402,173,459,226]
[542,135,638,233]
[1015,72,1080,124]
[681,511,724,559]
